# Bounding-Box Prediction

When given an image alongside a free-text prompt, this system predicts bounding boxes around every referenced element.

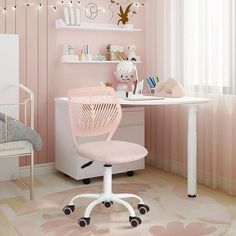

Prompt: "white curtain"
[182,0,236,95]
[145,0,236,195]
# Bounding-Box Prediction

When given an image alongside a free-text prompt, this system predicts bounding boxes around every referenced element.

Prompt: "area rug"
[13,183,232,236]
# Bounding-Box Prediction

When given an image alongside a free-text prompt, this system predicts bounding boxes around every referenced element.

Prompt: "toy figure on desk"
[114,61,137,92]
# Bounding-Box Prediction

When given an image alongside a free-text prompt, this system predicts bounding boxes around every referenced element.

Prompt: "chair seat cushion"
[77,140,148,164]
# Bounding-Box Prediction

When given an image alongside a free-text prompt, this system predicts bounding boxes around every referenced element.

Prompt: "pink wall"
[0,0,145,166]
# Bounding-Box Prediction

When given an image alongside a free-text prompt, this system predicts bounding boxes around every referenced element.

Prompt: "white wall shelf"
[56,19,142,32]
[61,60,142,64]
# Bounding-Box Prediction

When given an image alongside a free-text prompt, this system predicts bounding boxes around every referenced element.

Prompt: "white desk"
[119,96,210,197]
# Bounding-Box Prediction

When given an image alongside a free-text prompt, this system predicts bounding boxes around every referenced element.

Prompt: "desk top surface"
[55,96,210,106]
[119,96,210,106]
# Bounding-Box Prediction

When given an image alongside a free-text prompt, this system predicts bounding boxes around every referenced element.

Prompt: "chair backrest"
[68,87,122,146]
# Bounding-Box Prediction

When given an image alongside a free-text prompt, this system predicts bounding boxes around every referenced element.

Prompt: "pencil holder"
[145,76,159,95]
[150,87,156,95]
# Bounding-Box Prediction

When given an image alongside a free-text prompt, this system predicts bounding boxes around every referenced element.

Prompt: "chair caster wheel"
[78,217,90,227]
[129,216,142,227]
[63,205,75,215]
[103,201,113,208]
[82,178,91,185]
[127,171,134,177]
[138,204,150,215]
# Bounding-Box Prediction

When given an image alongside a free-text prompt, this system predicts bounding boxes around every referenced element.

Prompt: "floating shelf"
[56,19,142,32]
[62,60,142,64]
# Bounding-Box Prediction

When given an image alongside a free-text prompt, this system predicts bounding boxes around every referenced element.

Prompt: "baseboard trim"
[19,162,56,177]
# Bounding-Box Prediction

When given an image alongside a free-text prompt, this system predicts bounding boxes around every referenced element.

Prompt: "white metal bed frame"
[0,84,34,200]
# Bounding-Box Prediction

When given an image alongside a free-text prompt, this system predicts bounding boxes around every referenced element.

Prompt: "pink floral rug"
[13,183,232,236]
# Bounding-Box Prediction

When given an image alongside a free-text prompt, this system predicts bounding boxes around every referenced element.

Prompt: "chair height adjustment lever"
[81,161,94,169]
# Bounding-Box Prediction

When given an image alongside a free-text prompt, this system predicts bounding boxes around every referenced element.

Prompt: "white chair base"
[63,165,150,227]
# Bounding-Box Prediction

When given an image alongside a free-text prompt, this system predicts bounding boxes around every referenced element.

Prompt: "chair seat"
[77,140,148,164]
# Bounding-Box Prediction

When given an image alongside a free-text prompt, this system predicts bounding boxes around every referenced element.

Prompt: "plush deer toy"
[155,78,185,98]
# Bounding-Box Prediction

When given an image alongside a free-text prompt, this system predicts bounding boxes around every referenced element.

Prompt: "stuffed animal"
[127,45,138,61]
[155,78,185,98]
[114,61,137,92]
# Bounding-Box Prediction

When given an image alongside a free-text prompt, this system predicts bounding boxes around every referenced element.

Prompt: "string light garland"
[110,0,144,7]
[0,1,82,13]
[0,0,143,16]
[130,1,145,20]
[0,2,58,13]
[111,0,120,6]
[0,2,58,12]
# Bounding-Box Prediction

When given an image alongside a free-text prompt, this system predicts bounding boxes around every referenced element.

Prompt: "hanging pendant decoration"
[108,0,119,22]
[108,0,145,25]
[108,2,115,21]
[117,3,133,25]
[85,2,99,20]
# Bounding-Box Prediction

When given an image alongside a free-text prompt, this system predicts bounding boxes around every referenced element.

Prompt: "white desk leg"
[187,106,197,198]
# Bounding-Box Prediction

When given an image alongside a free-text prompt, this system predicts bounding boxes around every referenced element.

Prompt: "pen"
[133,80,138,94]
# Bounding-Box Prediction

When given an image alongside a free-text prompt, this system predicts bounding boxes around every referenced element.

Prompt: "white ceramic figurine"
[127,45,138,61]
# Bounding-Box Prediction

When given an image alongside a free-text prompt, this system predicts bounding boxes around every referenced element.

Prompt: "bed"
[0,84,35,200]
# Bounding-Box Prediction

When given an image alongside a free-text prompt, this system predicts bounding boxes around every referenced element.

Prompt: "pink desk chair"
[63,87,149,227]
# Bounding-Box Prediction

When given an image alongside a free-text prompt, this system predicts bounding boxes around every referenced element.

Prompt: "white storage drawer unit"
[55,98,145,181]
